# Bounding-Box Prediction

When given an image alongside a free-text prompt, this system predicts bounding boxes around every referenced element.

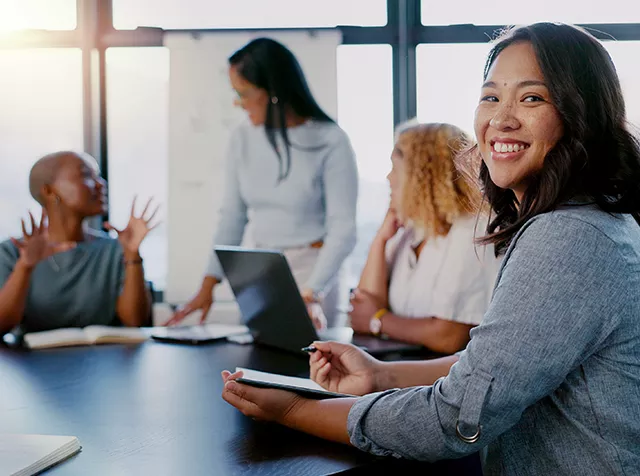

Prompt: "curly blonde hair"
[395,122,481,239]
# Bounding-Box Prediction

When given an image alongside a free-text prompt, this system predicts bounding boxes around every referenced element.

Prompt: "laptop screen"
[214,246,319,354]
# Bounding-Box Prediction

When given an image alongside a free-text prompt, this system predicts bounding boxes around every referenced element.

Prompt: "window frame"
[3,0,640,295]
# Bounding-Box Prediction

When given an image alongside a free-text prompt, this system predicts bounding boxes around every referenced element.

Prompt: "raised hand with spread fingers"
[11,209,76,270]
[105,196,160,259]
[110,197,160,328]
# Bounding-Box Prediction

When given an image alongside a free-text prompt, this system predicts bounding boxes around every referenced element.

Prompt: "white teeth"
[493,142,528,153]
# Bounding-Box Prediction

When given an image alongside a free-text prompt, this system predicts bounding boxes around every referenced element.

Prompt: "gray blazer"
[348,205,640,476]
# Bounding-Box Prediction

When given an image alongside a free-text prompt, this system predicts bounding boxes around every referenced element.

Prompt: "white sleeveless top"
[386,215,501,325]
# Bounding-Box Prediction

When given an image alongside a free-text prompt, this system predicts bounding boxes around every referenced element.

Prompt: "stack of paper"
[236,367,354,399]
[0,434,81,476]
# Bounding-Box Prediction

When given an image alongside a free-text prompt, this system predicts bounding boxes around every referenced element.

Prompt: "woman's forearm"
[357,237,390,303]
[380,313,473,354]
[116,255,150,327]
[0,261,32,334]
[377,355,459,390]
[201,275,220,294]
[284,397,357,445]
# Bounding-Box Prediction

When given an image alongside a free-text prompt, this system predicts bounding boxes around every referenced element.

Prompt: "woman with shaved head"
[0,151,158,335]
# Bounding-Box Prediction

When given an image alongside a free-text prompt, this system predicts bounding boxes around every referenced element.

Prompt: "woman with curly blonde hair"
[348,122,500,354]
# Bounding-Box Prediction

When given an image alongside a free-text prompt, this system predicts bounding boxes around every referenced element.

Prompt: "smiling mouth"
[490,140,530,154]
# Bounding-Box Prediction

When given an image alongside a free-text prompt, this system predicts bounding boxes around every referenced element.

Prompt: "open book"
[0,434,81,476]
[24,323,251,350]
[151,323,249,344]
[24,325,150,350]
[235,367,355,399]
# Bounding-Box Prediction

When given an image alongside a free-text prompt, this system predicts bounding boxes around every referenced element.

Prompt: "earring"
[271,96,279,104]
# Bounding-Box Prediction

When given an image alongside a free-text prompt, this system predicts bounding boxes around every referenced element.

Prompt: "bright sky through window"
[0,0,76,32]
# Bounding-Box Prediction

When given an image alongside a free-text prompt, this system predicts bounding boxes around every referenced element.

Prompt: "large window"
[416,43,491,136]
[337,44,394,286]
[106,47,170,289]
[0,0,76,30]
[114,0,387,30]
[0,48,83,240]
[421,0,640,25]
[603,41,640,130]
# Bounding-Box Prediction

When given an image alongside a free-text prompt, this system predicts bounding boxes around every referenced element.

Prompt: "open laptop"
[215,246,423,356]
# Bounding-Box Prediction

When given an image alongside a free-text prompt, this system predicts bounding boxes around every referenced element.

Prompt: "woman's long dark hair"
[469,23,640,255]
[229,38,333,180]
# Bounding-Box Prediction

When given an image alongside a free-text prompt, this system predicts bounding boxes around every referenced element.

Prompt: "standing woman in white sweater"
[169,38,358,328]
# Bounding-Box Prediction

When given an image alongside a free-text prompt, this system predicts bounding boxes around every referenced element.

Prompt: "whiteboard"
[165,29,342,303]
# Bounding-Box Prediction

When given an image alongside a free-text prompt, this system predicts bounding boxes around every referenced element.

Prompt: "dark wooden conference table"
[0,340,481,475]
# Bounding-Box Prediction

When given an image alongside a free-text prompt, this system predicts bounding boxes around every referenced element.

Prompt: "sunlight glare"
[0,0,76,32]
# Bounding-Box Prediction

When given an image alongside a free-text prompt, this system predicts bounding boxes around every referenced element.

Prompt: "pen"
[301,346,317,353]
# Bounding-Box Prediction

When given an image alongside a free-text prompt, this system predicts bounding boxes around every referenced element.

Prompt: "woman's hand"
[166,277,218,326]
[307,302,327,330]
[11,210,76,269]
[301,289,327,330]
[106,196,159,257]
[349,289,383,334]
[309,341,382,396]
[375,208,400,243]
[221,370,306,424]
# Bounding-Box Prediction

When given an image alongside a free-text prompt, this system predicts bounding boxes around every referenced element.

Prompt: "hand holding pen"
[303,341,383,396]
